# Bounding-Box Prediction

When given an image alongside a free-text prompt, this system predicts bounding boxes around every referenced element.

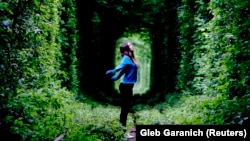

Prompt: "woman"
[106,42,138,138]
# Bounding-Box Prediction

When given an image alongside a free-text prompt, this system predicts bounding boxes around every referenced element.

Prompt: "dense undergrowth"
[5,89,249,140]
[7,86,125,141]
[135,92,249,125]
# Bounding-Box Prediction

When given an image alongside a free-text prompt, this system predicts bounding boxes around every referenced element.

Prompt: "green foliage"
[176,0,250,124]
[1,0,80,140]
[9,90,248,140]
[57,0,79,94]
[134,92,250,125]
[6,87,125,140]
[176,0,200,91]
[177,0,250,95]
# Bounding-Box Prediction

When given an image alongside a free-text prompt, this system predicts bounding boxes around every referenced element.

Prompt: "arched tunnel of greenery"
[77,0,180,105]
[0,0,249,140]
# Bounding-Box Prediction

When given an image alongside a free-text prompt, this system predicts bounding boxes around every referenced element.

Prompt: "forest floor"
[67,92,221,140]
[11,90,246,140]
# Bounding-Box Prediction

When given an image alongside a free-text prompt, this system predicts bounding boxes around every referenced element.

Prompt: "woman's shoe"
[125,133,135,139]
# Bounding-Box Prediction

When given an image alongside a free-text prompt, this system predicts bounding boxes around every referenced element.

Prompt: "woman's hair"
[120,42,130,53]
[120,42,138,65]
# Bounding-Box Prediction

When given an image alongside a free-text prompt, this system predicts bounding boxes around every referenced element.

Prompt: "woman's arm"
[108,56,130,80]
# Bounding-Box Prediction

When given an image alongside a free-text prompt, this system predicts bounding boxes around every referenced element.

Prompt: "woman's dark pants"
[119,83,134,127]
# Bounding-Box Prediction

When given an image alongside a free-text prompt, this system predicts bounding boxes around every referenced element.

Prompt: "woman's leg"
[119,83,134,127]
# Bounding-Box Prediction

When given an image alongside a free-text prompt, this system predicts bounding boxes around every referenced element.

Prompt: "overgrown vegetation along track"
[3,90,249,140]
[59,92,249,140]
